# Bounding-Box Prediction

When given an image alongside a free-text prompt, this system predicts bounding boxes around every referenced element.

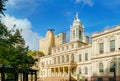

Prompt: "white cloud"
[75,0,94,6]
[6,0,39,17]
[7,0,37,8]
[1,14,42,50]
[7,0,16,6]
[6,0,42,17]
[100,0,120,10]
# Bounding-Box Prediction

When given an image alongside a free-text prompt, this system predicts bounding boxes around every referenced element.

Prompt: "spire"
[76,12,78,19]
[74,12,80,21]
[72,12,82,27]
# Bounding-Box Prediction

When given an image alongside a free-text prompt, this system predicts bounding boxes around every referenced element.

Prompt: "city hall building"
[38,13,120,81]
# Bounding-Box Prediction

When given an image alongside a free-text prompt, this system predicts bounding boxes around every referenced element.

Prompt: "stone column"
[56,68,58,77]
[68,66,71,81]
[104,38,108,53]
[63,67,65,76]
[116,58,120,76]
[116,35,119,51]
[58,67,60,77]
[31,72,33,81]
[51,68,54,77]
[54,68,55,77]
[67,67,69,77]
[104,61,108,76]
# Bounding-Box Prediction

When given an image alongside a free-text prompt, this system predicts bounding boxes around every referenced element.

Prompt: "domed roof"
[72,12,82,27]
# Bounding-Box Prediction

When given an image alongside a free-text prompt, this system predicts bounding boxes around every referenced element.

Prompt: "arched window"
[85,53,88,61]
[99,63,104,72]
[58,48,60,52]
[62,47,64,51]
[66,46,68,50]
[71,54,74,62]
[85,67,88,74]
[73,30,75,38]
[71,44,74,49]
[58,56,60,63]
[79,54,82,62]
[66,55,69,62]
[62,56,64,63]
[110,62,115,72]
[54,58,56,64]
[79,30,82,38]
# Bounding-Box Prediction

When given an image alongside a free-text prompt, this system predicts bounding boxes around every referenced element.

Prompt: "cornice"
[91,51,120,60]
[92,25,120,38]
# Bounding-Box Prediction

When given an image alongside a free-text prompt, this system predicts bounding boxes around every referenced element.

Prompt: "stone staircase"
[38,76,77,81]
[37,73,78,81]
[71,73,77,81]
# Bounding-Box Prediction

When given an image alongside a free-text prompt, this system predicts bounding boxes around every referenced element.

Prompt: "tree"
[0,0,36,80]
[0,23,36,72]
[28,50,44,57]
[0,0,7,15]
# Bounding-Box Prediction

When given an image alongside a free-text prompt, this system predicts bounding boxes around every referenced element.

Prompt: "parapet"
[92,25,120,38]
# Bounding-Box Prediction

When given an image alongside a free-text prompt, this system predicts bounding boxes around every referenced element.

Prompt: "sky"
[1,0,120,50]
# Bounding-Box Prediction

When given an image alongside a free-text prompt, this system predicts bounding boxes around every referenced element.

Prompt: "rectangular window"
[99,69,103,72]
[110,62,115,72]
[110,40,115,52]
[58,57,60,63]
[54,58,56,64]
[85,53,88,61]
[72,44,74,49]
[71,54,74,62]
[99,43,104,54]
[79,54,82,62]
[85,67,88,74]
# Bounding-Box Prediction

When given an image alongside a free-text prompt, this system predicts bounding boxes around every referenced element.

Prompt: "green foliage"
[0,0,7,15]
[0,22,36,72]
[6,73,15,79]
[28,50,44,57]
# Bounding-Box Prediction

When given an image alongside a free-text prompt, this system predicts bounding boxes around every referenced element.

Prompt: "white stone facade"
[38,13,120,81]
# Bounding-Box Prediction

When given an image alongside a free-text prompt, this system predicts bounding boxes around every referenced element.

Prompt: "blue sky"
[2,0,120,50]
